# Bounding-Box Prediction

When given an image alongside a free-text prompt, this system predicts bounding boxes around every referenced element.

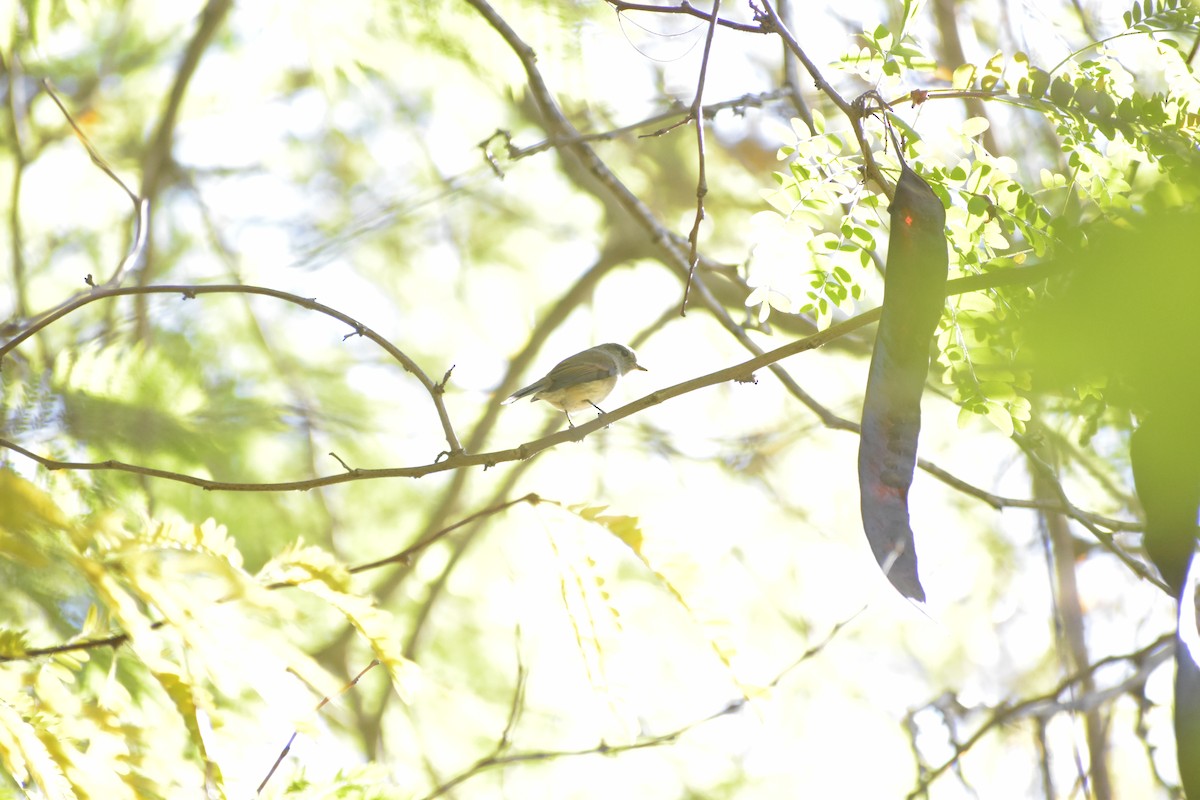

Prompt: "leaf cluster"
[0,470,415,798]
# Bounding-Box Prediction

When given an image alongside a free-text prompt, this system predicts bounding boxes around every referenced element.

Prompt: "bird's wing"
[504,379,548,403]
[540,360,615,392]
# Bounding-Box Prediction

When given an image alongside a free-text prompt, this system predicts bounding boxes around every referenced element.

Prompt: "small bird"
[503,343,647,427]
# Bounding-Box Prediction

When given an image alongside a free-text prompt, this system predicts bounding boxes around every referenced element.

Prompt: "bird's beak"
[634,363,648,371]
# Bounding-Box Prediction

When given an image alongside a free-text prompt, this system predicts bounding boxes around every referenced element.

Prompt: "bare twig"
[678,0,720,314]
[41,80,139,209]
[906,635,1173,798]
[344,494,544,576]
[499,628,527,751]
[604,0,766,34]
[418,711,717,800]
[1017,433,1166,592]
[419,612,857,799]
[489,89,790,163]
[256,659,382,795]
[769,608,865,687]
[39,80,148,290]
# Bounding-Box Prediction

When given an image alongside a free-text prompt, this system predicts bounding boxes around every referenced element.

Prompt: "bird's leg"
[588,401,605,417]
[564,410,575,428]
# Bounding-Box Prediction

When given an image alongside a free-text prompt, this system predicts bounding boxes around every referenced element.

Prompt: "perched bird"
[503,343,647,427]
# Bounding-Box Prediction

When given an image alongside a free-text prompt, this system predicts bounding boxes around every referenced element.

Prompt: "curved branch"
[0,283,463,456]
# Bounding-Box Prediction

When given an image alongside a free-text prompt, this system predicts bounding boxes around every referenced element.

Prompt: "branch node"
[478,128,512,177]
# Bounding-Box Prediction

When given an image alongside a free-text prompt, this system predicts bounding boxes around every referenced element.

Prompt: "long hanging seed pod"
[857,138,948,602]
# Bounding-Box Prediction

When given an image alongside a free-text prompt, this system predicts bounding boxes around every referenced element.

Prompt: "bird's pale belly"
[535,377,618,411]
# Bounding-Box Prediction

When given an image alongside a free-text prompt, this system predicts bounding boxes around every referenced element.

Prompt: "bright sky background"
[5,0,1193,797]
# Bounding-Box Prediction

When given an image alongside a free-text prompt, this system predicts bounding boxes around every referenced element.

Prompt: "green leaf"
[961,117,991,138]
[967,195,991,217]
[1050,76,1075,106]
[984,402,1015,437]
[952,63,977,91]
[1029,68,1051,98]
[811,107,826,134]
[0,702,76,800]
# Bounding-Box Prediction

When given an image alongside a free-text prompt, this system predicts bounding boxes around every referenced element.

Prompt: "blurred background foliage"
[1,0,1199,797]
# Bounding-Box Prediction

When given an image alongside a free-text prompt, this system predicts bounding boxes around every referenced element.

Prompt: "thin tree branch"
[0,283,463,456]
[757,0,853,116]
[483,89,790,164]
[344,494,544,577]
[678,0,721,313]
[604,0,766,34]
[906,635,1173,799]
[29,80,148,316]
[2,268,1098,518]
[256,658,382,795]
[1017,432,1166,592]
[758,1,900,200]
[418,613,857,800]
[140,0,233,202]
[41,80,139,210]
[418,704,732,800]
